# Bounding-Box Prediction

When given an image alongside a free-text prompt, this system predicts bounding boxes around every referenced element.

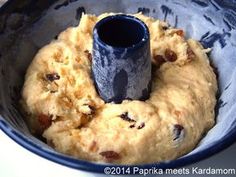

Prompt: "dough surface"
[21,13,217,164]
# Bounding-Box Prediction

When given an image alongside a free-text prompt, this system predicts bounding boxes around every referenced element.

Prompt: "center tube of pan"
[92,14,152,103]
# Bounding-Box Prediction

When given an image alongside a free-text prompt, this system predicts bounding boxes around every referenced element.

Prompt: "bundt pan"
[0,0,236,175]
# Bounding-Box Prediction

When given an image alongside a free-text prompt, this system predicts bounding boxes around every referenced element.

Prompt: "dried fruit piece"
[84,50,92,62]
[129,124,135,128]
[173,124,184,140]
[175,30,184,37]
[45,73,60,82]
[99,151,120,160]
[153,55,166,67]
[137,122,145,129]
[38,114,52,130]
[120,112,136,122]
[165,49,177,62]
[187,46,196,60]
[50,90,57,93]
[162,26,169,30]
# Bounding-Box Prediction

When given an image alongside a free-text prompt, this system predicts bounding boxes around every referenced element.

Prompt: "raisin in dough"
[21,13,217,164]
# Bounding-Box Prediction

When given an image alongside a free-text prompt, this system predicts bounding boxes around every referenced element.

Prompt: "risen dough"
[21,13,217,164]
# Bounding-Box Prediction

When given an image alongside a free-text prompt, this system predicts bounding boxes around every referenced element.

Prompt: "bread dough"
[21,13,217,164]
